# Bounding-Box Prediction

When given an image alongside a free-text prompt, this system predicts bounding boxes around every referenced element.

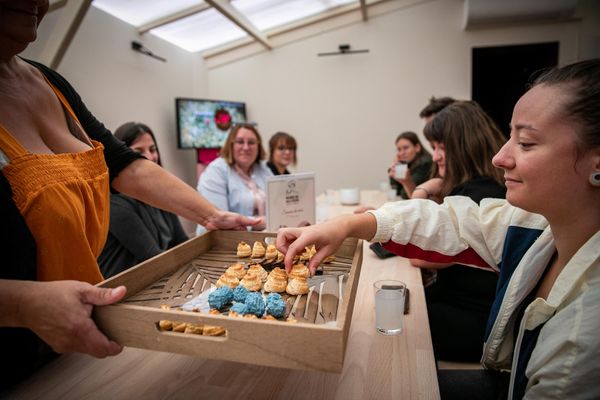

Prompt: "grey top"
[98,194,188,278]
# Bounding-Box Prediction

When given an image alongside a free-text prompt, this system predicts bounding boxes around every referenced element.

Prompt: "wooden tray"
[93,230,363,372]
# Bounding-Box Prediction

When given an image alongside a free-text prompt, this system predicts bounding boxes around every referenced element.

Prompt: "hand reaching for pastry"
[276,213,377,275]
[16,281,126,357]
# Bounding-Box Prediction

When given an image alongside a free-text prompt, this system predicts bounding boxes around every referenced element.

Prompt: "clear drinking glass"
[373,280,406,335]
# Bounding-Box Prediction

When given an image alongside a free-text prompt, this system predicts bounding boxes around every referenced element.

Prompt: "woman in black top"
[413,101,507,362]
[267,132,297,175]
[98,123,188,278]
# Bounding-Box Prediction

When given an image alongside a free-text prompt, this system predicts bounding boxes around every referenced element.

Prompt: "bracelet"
[413,186,431,198]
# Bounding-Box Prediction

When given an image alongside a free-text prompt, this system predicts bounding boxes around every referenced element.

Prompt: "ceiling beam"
[204,0,272,50]
[359,0,368,21]
[39,0,92,69]
[137,3,211,34]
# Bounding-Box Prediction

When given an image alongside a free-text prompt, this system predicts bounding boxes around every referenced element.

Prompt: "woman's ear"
[415,143,422,153]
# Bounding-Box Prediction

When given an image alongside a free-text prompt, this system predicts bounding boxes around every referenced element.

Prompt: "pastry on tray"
[286,276,309,295]
[245,292,266,317]
[233,284,249,303]
[203,325,226,336]
[226,263,246,280]
[229,302,247,317]
[265,244,277,261]
[236,241,252,258]
[276,251,285,263]
[265,293,286,318]
[184,324,203,335]
[323,255,336,263]
[247,263,268,282]
[288,263,310,279]
[209,286,234,310]
[264,267,287,293]
[216,270,240,289]
[251,241,266,258]
[299,245,316,261]
[240,272,262,292]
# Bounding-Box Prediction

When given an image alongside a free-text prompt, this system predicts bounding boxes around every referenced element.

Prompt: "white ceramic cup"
[373,280,406,335]
[339,188,360,205]
[394,163,408,180]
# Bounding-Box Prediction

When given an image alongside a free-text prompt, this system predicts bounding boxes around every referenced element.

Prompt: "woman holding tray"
[277,60,600,399]
[0,0,258,391]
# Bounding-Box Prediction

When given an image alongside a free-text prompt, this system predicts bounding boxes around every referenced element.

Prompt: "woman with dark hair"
[388,131,433,198]
[98,122,188,278]
[407,101,507,362]
[197,123,273,233]
[267,131,297,175]
[278,59,600,399]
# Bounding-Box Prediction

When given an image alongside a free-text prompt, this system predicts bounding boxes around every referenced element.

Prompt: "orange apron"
[0,82,109,284]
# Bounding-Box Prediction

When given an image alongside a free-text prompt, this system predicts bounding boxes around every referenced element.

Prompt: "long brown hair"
[424,101,506,197]
[220,123,266,166]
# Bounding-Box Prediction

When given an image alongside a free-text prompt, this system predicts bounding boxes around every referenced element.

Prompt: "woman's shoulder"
[451,177,506,203]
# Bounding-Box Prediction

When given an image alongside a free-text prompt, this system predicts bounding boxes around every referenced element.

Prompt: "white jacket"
[369,197,600,400]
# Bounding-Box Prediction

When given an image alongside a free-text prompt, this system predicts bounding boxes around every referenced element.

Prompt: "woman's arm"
[112,159,255,230]
[409,259,453,269]
[411,177,443,200]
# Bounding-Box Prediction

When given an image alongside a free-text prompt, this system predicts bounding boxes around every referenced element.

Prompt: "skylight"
[92,0,360,53]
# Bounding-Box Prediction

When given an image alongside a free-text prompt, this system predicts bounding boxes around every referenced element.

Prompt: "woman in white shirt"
[197,123,273,234]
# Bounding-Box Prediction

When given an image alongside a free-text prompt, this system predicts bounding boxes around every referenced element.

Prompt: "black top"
[426,176,506,312]
[266,161,290,175]
[98,194,188,278]
[0,59,141,391]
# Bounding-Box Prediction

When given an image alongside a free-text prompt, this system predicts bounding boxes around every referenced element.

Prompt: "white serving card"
[266,173,315,232]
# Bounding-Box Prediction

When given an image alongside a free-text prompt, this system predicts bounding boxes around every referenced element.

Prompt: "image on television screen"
[176,98,247,149]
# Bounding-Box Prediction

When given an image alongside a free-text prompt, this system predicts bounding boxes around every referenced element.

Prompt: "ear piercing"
[590,172,600,187]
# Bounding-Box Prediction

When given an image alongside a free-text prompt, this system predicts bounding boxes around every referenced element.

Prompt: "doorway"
[472,42,559,137]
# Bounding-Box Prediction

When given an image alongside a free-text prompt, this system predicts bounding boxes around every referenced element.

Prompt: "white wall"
[207,0,589,194]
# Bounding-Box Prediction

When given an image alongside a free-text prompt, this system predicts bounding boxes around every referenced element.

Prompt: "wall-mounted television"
[176,97,247,149]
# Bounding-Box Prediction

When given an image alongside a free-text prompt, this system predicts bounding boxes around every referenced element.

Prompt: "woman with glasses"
[196,123,273,234]
[267,132,297,175]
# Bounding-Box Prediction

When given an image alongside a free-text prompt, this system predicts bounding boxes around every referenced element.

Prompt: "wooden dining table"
[7,190,440,400]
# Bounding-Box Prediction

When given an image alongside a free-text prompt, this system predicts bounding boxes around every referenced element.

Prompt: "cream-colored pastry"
[251,241,266,258]
[276,250,285,263]
[323,255,336,263]
[158,320,173,331]
[243,314,258,319]
[216,270,240,288]
[265,244,277,261]
[288,263,310,279]
[240,272,262,291]
[172,322,187,332]
[300,245,317,261]
[237,241,251,258]
[247,264,268,282]
[184,323,203,335]
[203,325,226,336]
[226,263,246,279]
[263,315,277,321]
[208,309,221,315]
[286,276,309,295]
[264,267,287,293]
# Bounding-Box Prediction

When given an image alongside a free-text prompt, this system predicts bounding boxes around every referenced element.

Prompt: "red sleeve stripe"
[382,241,495,271]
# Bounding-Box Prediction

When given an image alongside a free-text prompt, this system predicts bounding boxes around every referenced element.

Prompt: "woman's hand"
[204,210,261,231]
[276,213,377,275]
[17,281,126,358]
